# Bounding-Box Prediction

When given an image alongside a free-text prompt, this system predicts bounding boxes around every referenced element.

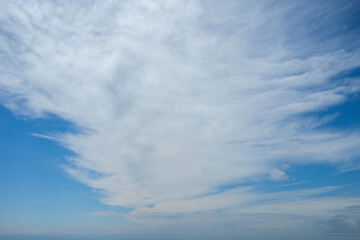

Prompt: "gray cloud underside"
[1,0,360,236]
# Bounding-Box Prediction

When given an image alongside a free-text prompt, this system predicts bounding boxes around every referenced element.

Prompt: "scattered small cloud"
[270,169,289,181]
[282,163,290,170]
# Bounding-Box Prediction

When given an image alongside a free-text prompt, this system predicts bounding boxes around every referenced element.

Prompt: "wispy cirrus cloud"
[1,0,360,237]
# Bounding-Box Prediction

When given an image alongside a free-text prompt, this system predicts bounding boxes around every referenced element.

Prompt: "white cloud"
[0,0,360,230]
[270,169,288,181]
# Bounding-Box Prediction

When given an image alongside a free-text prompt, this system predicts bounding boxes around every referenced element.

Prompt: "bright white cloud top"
[1,0,360,238]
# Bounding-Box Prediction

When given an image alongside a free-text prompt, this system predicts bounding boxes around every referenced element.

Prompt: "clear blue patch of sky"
[213,162,360,197]
[0,105,129,231]
[319,97,360,130]
[263,163,360,195]
[211,166,360,210]
[295,65,360,130]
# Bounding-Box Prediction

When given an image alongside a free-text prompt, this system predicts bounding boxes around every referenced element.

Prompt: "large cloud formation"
[1,0,360,237]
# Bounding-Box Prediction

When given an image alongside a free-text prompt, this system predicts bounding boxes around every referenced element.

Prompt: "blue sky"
[0,0,360,239]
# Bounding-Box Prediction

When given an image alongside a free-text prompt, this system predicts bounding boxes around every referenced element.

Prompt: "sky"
[0,0,360,239]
